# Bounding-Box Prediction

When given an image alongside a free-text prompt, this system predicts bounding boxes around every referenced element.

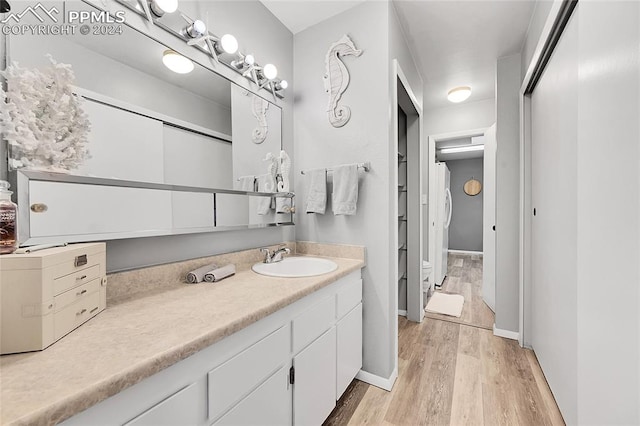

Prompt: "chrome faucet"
[260,245,291,263]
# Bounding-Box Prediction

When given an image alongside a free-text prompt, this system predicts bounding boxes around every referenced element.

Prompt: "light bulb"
[219,34,238,54]
[276,80,288,90]
[150,0,178,16]
[185,20,206,38]
[263,63,277,80]
[162,50,194,74]
[447,86,472,103]
[244,54,255,66]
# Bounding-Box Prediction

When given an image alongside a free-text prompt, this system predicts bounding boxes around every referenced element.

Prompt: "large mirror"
[4,1,291,245]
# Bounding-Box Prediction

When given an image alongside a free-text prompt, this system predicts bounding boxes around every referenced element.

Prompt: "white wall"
[447,158,484,252]
[521,0,554,82]
[495,54,521,333]
[293,1,394,381]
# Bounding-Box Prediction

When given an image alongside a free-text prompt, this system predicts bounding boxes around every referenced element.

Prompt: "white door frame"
[427,128,487,289]
[519,0,566,348]
[389,59,422,390]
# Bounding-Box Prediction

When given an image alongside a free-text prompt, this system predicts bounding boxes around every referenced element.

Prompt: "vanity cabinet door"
[293,327,337,426]
[336,303,363,399]
[214,366,290,426]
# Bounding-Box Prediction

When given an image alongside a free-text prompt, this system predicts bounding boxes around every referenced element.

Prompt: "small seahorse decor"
[323,34,362,128]
[251,94,269,144]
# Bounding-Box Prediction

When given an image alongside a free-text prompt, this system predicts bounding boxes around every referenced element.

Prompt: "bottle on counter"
[0,180,18,254]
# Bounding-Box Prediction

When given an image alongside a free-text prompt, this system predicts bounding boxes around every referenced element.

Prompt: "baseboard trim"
[448,249,483,255]
[397,309,407,317]
[493,325,520,341]
[356,367,398,391]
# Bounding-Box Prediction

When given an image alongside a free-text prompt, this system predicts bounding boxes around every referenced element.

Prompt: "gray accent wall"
[447,158,484,252]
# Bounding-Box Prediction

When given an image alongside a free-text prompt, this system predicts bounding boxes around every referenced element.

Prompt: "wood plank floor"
[426,253,495,330]
[324,254,565,426]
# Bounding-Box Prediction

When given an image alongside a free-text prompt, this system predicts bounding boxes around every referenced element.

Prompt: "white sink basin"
[252,257,338,278]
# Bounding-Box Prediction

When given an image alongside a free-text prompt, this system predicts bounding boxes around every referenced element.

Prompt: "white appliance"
[433,162,452,288]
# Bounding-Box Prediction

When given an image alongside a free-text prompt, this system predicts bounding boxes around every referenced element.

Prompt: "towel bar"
[300,162,371,175]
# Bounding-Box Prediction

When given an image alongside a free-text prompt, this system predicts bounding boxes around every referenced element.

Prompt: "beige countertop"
[0,244,365,425]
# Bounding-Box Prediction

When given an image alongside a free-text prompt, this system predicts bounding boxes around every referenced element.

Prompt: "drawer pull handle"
[76,308,87,316]
[76,289,87,296]
[75,254,88,267]
[90,307,99,314]
[76,275,87,281]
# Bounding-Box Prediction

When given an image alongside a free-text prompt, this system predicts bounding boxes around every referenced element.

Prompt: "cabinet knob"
[30,203,48,213]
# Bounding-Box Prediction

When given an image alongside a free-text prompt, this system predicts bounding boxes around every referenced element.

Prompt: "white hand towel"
[186,263,218,284]
[256,174,273,215]
[204,264,236,282]
[305,168,327,214]
[332,164,359,215]
[276,196,292,213]
[237,175,255,192]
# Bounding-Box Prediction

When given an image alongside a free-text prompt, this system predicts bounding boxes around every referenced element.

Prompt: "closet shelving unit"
[398,144,408,316]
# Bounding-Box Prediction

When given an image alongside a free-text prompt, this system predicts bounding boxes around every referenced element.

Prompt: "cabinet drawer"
[48,244,105,280]
[337,278,362,319]
[214,366,290,426]
[208,325,289,422]
[54,277,102,313]
[53,264,101,295]
[125,382,202,426]
[54,290,102,340]
[292,296,335,355]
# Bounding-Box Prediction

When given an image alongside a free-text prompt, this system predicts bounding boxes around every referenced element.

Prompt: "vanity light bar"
[115,0,287,99]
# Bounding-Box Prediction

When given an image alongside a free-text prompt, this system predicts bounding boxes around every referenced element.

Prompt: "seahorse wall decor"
[323,34,363,128]
[251,93,269,144]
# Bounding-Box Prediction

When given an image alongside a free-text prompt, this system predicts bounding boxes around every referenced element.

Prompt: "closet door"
[530,8,578,424]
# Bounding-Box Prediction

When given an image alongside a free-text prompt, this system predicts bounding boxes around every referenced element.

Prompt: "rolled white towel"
[186,263,218,284]
[204,264,236,282]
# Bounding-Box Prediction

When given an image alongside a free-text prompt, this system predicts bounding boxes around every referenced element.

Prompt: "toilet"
[422,260,432,307]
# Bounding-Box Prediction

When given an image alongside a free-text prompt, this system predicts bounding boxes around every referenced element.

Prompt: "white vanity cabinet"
[62,270,362,426]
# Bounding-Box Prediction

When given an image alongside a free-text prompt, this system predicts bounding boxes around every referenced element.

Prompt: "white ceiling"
[259,0,366,34]
[260,0,536,111]
[393,0,536,110]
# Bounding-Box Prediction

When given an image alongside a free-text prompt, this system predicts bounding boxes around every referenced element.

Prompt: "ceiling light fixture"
[162,49,194,74]
[149,0,178,17]
[447,86,472,103]
[439,145,484,154]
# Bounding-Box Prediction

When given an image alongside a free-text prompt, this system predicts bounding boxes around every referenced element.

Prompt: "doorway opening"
[426,126,496,329]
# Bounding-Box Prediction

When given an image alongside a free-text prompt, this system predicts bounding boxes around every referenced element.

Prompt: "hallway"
[426,253,495,330]
[325,253,564,425]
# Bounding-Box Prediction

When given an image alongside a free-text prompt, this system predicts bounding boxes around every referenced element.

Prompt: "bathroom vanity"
[0,244,364,425]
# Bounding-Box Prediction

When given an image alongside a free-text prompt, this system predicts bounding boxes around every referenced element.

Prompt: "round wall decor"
[464,178,482,196]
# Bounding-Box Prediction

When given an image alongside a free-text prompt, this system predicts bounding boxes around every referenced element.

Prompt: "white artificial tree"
[0,55,90,171]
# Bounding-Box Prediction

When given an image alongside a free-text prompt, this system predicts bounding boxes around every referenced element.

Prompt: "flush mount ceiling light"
[447,86,472,103]
[149,0,178,17]
[162,49,194,74]
[439,144,484,154]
